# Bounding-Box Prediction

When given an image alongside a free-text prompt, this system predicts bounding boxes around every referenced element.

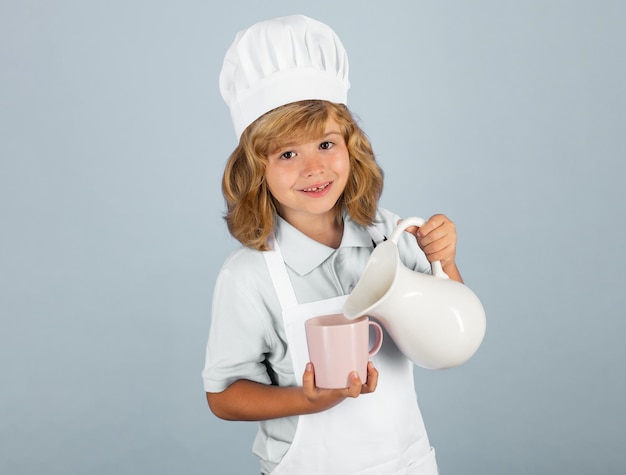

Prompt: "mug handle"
[388,216,449,279]
[368,321,384,357]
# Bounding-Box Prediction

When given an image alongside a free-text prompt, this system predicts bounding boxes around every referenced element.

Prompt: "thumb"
[302,362,315,389]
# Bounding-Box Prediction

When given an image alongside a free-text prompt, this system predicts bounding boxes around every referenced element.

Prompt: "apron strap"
[263,236,299,310]
[263,226,385,312]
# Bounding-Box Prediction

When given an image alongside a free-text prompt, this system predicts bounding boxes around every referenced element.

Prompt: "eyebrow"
[323,130,342,138]
[277,131,342,150]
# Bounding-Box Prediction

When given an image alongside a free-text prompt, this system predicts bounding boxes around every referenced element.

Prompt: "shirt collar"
[274,212,374,276]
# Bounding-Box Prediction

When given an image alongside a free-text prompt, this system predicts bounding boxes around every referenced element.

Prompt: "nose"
[302,150,325,178]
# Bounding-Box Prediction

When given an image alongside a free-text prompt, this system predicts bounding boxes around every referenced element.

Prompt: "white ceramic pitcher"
[343,217,486,369]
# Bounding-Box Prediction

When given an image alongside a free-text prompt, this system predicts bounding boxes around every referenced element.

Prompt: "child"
[203,15,463,474]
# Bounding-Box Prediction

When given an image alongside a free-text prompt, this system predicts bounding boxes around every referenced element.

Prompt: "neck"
[281,211,344,249]
[307,217,344,249]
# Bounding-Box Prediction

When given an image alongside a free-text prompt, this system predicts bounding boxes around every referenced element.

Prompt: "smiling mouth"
[301,182,331,192]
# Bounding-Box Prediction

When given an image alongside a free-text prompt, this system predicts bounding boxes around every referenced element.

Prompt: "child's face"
[264,116,350,229]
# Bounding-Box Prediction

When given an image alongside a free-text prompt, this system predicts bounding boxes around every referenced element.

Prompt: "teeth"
[303,183,329,192]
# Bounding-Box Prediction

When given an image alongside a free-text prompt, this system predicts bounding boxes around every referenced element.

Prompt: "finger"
[396,218,420,240]
[418,220,456,249]
[302,362,316,394]
[403,224,420,237]
[361,362,379,393]
[345,371,363,398]
[424,242,456,265]
[417,214,449,239]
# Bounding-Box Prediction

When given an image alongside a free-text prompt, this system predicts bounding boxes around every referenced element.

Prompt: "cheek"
[337,155,351,181]
[264,168,287,198]
[264,175,277,198]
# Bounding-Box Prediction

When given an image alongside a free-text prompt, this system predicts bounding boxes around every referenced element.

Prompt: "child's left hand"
[403,214,463,283]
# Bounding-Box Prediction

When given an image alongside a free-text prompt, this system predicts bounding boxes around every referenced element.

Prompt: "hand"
[301,361,379,412]
[403,214,463,282]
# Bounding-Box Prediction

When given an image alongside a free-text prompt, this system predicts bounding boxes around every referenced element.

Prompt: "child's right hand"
[301,361,379,412]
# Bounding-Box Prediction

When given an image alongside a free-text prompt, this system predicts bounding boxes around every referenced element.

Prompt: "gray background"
[1,1,624,474]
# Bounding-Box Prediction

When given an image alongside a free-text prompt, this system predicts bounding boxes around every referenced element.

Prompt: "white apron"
[263,233,438,475]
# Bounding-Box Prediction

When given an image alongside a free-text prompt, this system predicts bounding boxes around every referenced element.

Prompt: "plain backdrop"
[1,1,625,474]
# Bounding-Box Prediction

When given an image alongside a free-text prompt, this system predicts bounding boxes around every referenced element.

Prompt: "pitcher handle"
[389,217,449,279]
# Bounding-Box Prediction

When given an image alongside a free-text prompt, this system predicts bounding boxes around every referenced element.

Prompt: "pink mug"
[305,314,383,389]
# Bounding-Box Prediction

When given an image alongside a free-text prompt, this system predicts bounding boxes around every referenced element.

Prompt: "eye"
[319,141,334,150]
[279,151,296,160]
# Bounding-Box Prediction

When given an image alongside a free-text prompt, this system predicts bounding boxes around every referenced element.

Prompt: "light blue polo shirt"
[202,207,430,471]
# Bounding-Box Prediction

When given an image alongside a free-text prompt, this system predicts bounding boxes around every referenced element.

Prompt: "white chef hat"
[219,14,350,139]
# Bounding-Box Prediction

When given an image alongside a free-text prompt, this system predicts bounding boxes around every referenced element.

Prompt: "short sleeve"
[202,259,274,393]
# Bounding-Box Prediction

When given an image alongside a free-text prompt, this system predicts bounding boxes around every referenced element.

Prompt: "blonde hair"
[222,100,384,251]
